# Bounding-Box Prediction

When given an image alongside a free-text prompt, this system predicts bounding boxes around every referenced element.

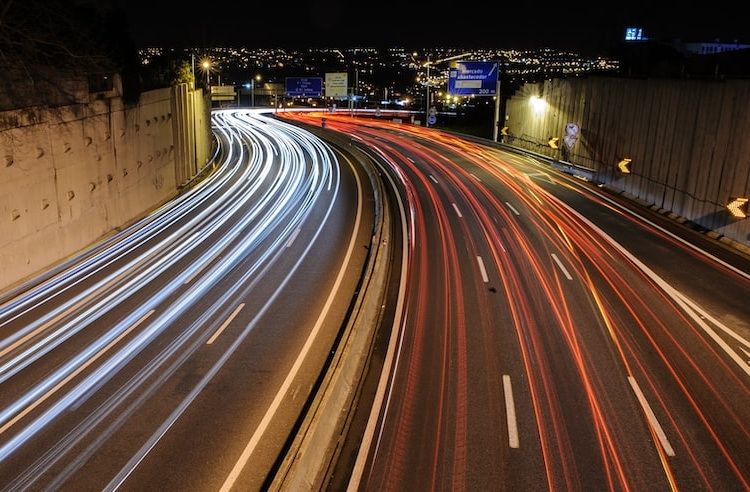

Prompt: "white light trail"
[0,108,343,487]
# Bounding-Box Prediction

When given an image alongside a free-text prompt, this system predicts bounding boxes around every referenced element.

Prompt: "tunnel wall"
[505,77,750,247]
[0,84,212,291]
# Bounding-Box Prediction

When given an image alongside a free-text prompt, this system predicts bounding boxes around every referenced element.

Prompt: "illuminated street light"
[200,58,212,86]
[251,74,262,107]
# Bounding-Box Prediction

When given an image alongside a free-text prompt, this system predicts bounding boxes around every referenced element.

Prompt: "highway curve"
[0,109,375,490]
[281,112,750,491]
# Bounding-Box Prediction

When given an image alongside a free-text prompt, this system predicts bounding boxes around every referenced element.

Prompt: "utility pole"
[492,60,502,142]
[251,79,255,107]
[356,69,359,113]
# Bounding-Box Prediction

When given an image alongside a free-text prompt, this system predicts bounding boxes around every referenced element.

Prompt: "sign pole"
[354,69,358,116]
[425,55,430,127]
[493,61,502,142]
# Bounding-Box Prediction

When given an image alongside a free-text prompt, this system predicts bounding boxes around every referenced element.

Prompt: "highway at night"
[1,107,748,491]
[0,110,374,490]
[281,113,750,491]
[3,0,750,489]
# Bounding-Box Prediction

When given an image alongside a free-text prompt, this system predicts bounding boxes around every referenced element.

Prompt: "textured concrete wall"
[0,84,211,290]
[505,77,750,246]
[171,84,212,186]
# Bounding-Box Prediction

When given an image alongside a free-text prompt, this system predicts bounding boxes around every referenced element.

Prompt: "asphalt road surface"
[0,110,374,490]
[282,113,750,491]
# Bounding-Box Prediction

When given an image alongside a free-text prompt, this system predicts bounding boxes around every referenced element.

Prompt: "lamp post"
[425,54,430,126]
[252,74,261,107]
[191,53,195,89]
[201,60,211,87]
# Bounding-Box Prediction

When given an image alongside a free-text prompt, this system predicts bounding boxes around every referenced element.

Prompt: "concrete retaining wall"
[0,84,211,291]
[505,77,750,246]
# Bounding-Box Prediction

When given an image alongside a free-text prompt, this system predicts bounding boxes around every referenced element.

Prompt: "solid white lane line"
[549,193,750,377]
[452,203,463,218]
[628,376,675,457]
[286,227,302,248]
[206,304,245,345]
[477,256,490,283]
[220,152,363,492]
[502,375,519,449]
[429,174,439,184]
[505,202,521,216]
[740,346,750,363]
[551,253,573,281]
[0,310,154,435]
[500,144,750,281]
[348,149,410,491]
[470,172,482,182]
[561,168,750,282]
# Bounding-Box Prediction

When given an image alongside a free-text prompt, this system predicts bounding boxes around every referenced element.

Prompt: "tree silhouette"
[0,0,140,109]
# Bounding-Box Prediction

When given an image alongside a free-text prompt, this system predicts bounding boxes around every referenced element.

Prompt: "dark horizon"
[116,1,750,54]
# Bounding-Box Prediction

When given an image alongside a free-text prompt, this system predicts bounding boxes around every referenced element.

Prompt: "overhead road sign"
[325,73,348,98]
[210,85,236,101]
[448,61,498,96]
[285,77,323,97]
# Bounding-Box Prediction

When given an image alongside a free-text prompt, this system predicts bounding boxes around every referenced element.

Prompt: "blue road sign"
[285,77,323,97]
[448,61,498,96]
[427,115,437,125]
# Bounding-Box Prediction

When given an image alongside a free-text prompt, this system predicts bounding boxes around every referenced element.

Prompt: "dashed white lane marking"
[505,202,521,216]
[502,375,520,448]
[551,253,573,281]
[452,203,463,218]
[286,228,301,248]
[476,256,489,283]
[628,376,675,457]
[207,304,245,345]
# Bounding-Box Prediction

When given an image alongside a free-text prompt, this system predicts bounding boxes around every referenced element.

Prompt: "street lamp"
[200,58,212,87]
[252,74,261,107]
[410,52,431,126]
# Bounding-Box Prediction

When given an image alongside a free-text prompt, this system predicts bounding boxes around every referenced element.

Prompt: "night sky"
[116,0,749,52]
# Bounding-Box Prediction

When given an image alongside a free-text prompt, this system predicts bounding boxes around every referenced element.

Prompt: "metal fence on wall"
[505,77,750,245]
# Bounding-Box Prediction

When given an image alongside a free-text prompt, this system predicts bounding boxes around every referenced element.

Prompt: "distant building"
[617,25,750,79]
[678,41,750,56]
[625,27,648,42]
